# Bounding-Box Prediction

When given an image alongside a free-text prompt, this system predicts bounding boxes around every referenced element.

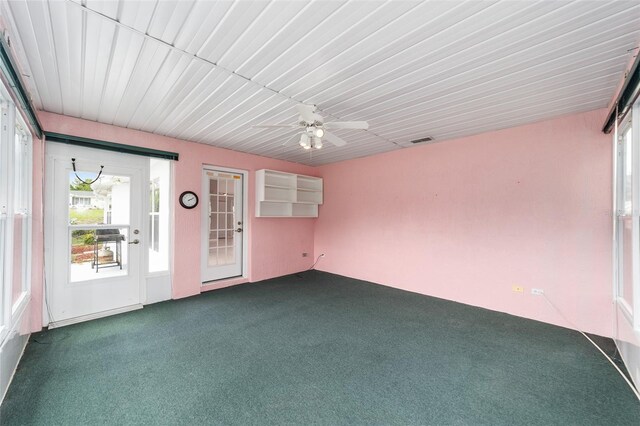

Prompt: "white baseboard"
[48,304,143,329]
[0,332,28,405]
[0,306,30,406]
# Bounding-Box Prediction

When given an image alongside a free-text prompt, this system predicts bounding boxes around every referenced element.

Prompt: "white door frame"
[201,165,249,283]
[44,143,149,327]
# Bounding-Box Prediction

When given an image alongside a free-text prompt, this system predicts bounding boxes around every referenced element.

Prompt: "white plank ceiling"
[4,0,640,166]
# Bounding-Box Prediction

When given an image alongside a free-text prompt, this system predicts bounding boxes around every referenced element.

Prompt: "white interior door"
[201,168,244,282]
[45,143,147,327]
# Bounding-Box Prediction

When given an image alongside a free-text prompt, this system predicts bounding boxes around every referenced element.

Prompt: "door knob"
[128,239,140,245]
[235,228,242,233]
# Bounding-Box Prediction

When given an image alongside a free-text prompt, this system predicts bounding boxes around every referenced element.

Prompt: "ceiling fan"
[254,104,369,150]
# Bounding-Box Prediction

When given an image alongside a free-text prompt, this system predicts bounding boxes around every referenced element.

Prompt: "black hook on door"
[71,158,104,185]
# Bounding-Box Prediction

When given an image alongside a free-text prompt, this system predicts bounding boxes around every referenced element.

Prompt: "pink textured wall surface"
[38,112,317,305]
[314,109,614,336]
[33,109,615,338]
[29,137,44,330]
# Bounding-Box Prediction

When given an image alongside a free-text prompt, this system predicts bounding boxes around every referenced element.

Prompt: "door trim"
[201,165,249,284]
[46,132,179,160]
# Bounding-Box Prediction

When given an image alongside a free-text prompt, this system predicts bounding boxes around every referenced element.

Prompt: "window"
[71,196,91,206]
[0,98,7,338]
[149,178,160,252]
[148,159,170,273]
[14,123,30,212]
[0,84,33,343]
[615,97,640,330]
[11,110,32,312]
[617,120,634,316]
[622,125,633,215]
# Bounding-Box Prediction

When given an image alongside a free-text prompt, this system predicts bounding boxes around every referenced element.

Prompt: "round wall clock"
[179,191,199,209]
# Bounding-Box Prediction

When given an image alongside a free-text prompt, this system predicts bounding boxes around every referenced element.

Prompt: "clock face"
[179,191,198,209]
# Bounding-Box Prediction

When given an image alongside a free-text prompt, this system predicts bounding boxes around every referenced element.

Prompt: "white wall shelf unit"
[256,170,323,217]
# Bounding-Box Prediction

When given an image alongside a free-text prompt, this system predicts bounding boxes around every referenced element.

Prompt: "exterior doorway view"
[201,167,246,283]
[45,143,148,327]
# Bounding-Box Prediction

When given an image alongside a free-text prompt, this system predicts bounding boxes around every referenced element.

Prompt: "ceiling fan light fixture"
[313,137,323,150]
[299,133,311,149]
[305,126,324,138]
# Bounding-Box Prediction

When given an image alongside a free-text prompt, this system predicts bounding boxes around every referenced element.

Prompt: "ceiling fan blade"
[324,121,369,130]
[253,124,297,128]
[297,104,319,123]
[323,131,347,147]
[282,132,302,146]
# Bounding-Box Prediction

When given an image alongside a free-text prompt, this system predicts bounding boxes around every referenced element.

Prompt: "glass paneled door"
[45,143,147,327]
[201,169,244,282]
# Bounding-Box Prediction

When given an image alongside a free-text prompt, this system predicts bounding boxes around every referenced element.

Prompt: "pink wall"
[314,109,614,336]
[33,112,317,329]
[29,136,44,330]
[32,109,615,338]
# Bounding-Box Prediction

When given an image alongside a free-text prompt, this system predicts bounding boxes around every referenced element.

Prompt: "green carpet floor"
[1,271,639,425]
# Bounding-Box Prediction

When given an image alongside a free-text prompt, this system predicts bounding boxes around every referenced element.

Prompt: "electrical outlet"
[531,288,544,296]
[512,285,524,293]
[302,252,308,257]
